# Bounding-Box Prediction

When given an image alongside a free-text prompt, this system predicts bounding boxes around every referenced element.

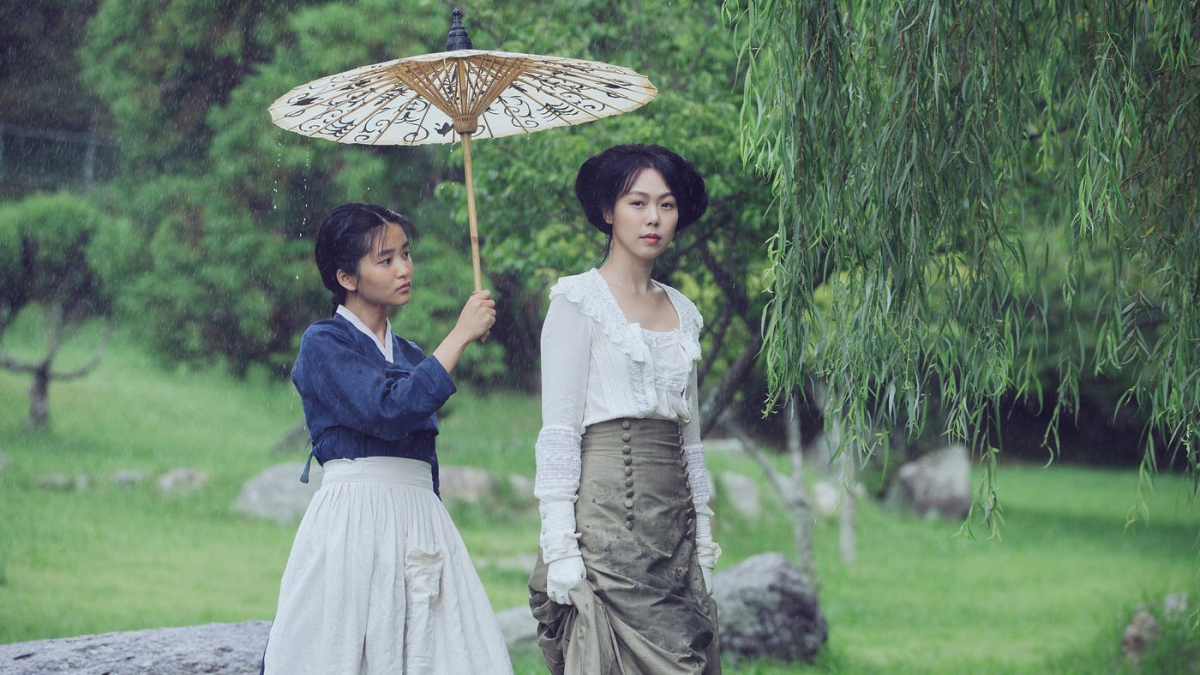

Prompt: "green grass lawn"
[1,324,1197,673]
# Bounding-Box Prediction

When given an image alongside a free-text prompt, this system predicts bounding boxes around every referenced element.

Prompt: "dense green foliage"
[0,0,102,131]
[70,0,777,397]
[0,193,127,324]
[76,0,455,376]
[453,0,777,393]
[5,4,1199,669]
[1,326,1196,672]
[732,0,1200,515]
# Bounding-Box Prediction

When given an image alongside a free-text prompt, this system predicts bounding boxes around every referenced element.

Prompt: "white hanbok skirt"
[262,457,512,675]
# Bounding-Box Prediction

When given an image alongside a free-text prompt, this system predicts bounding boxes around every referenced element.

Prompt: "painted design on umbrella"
[269,9,658,290]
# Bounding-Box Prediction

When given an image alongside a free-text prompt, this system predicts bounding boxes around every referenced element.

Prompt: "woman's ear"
[336,268,358,293]
[603,209,613,225]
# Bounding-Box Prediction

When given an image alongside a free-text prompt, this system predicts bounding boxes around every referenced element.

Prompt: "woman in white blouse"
[528,144,722,674]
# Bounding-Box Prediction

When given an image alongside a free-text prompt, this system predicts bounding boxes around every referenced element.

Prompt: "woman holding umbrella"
[529,144,723,673]
[261,202,512,674]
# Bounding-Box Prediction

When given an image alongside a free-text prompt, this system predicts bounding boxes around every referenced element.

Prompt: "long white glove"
[540,501,586,605]
[694,507,721,595]
[546,555,586,605]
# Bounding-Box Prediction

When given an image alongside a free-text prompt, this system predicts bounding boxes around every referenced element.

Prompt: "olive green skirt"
[529,418,720,674]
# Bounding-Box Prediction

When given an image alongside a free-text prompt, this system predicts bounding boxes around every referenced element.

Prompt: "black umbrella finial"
[446,8,474,51]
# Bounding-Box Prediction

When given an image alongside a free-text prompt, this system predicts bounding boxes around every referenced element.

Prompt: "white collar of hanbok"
[336,305,394,363]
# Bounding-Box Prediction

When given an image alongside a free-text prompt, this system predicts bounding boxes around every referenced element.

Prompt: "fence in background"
[0,122,119,196]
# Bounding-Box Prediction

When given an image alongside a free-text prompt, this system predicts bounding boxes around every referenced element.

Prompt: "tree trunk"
[699,331,764,438]
[838,477,858,566]
[720,409,816,586]
[811,379,858,566]
[1,305,111,432]
[786,395,817,584]
[27,364,50,431]
[25,303,66,431]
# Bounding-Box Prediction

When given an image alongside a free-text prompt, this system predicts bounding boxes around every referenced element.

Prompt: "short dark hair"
[574,144,708,235]
[313,202,416,313]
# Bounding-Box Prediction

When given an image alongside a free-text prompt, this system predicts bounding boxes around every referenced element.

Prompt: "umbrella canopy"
[269,9,658,290]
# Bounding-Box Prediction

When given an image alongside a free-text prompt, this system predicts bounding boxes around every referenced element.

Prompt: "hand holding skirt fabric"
[695,511,721,595]
[545,555,586,605]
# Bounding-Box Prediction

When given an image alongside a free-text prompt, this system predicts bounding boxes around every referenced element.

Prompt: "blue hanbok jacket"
[291,314,456,494]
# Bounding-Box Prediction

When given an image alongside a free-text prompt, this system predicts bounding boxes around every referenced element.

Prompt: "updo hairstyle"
[574,144,708,235]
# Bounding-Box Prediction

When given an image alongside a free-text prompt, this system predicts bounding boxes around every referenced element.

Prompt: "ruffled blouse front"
[643,328,694,423]
[533,269,712,514]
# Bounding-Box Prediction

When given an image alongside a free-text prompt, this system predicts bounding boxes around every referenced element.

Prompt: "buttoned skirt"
[263,457,511,675]
[529,418,720,674]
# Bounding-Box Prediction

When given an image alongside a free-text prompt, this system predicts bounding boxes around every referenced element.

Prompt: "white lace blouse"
[534,269,713,514]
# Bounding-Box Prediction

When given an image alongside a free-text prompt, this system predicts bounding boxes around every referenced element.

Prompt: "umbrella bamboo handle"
[462,133,483,293]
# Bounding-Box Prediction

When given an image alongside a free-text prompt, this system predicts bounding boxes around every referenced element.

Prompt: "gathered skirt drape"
[263,457,512,675]
[529,418,720,674]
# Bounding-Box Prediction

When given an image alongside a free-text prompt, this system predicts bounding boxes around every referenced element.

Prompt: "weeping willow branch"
[728,0,1200,528]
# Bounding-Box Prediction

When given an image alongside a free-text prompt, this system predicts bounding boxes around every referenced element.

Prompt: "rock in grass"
[0,614,540,672]
[110,469,151,487]
[812,479,841,519]
[884,444,972,520]
[494,604,539,652]
[0,565,833,670]
[156,468,209,495]
[505,473,536,502]
[720,471,761,518]
[439,465,494,503]
[232,462,320,525]
[1122,609,1161,665]
[713,552,828,663]
[36,474,89,491]
[0,621,271,675]
[439,466,539,507]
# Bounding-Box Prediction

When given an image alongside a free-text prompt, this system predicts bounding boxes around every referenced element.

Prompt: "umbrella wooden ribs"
[270,9,658,291]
